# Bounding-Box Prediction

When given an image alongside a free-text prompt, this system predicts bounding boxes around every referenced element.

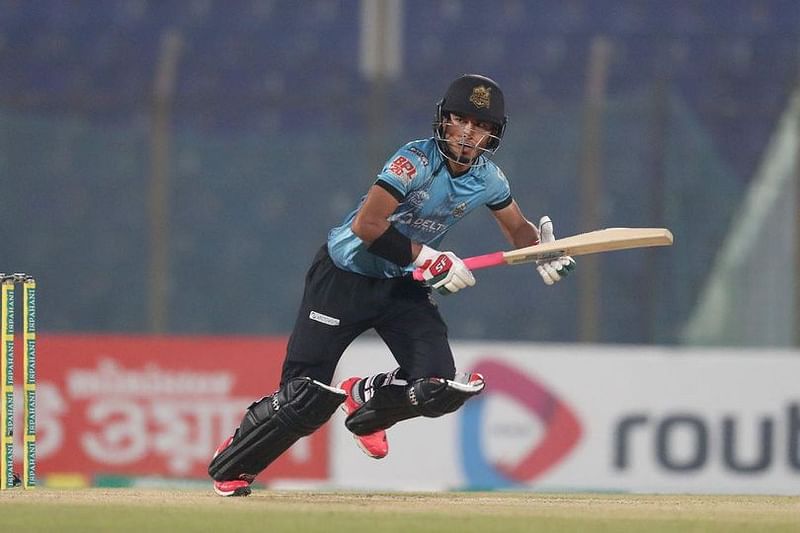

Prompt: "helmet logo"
[469,85,491,109]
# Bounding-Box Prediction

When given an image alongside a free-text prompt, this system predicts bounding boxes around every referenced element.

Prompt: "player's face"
[443,113,496,163]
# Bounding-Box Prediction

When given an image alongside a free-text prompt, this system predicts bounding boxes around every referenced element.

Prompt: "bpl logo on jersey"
[388,156,417,182]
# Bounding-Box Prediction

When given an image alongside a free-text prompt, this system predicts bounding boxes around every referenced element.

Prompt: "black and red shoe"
[211,435,252,497]
[338,377,389,459]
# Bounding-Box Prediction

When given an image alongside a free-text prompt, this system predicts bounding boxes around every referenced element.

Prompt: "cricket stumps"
[0,273,36,490]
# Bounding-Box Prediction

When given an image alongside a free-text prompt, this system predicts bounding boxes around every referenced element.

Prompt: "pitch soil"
[2,490,799,533]
[2,489,798,517]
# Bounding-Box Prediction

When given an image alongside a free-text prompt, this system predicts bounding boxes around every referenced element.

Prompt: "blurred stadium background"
[3,0,800,494]
[6,0,798,344]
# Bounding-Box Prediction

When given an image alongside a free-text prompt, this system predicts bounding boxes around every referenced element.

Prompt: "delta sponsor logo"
[459,359,582,488]
[392,212,447,233]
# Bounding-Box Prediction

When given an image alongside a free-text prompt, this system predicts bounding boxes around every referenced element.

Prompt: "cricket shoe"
[451,371,485,390]
[339,376,389,459]
[211,434,253,497]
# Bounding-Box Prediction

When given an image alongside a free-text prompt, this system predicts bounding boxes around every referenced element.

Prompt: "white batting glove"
[414,245,476,295]
[536,216,576,286]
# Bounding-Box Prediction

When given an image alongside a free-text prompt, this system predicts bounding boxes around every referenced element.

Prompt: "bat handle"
[411,252,505,281]
[464,252,506,271]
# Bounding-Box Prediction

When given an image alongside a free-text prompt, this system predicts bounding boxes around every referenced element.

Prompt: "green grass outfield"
[1,489,798,532]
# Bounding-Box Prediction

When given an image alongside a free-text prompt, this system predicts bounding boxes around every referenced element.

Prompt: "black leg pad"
[208,377,345,481]
[345,376,485,436]
[345,384,416,436]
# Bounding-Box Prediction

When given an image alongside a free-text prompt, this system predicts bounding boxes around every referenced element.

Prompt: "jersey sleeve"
[485,165,513,210]
[375,143,431,201]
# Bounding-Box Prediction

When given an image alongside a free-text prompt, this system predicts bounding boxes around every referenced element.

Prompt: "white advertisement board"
[330,339,800,494]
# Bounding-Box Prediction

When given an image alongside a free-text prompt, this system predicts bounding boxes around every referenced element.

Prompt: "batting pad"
[208,377,345,482]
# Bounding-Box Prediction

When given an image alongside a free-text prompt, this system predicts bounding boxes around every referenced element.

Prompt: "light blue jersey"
[328,138,512,278]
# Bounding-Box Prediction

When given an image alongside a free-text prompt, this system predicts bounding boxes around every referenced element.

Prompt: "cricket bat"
[412,227,673,281]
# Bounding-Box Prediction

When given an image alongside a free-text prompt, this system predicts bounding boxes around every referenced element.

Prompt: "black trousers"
[281,245,456,385]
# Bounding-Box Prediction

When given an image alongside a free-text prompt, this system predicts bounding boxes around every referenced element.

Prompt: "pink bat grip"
[411,251,505,281]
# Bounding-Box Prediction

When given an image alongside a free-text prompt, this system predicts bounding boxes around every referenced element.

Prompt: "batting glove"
[414,245,476,295]
[536,216,576,286]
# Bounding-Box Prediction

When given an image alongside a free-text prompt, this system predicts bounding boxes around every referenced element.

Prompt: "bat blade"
[501,227,674,265]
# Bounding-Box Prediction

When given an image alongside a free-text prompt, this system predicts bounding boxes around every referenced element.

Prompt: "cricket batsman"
[208,73,575,496]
